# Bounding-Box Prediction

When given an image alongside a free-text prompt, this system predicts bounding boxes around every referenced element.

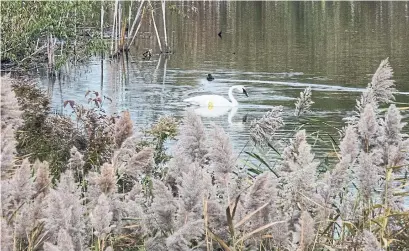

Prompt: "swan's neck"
[228,86,238,106]
[228,107,238,124]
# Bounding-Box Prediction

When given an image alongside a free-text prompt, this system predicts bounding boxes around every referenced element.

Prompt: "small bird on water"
[142,49,152,60]
[207,74,214,81]
[218,31,222,39]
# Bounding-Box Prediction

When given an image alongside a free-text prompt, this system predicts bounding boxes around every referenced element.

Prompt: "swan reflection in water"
[192,106,245,127]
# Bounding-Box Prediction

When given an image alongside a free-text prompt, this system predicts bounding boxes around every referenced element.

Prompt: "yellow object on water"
[208,100,214,110]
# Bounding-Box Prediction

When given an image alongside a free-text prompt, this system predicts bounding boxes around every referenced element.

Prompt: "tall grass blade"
[235,220,286,245]
[234,202,269,229]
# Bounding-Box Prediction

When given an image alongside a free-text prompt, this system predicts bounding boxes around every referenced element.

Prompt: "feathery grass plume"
[128,147,155,178]
[13,195,44,240]
[145,235,167,251]
[0,75,22,176]
[166,150,195,196]
[165,220,204,251]
[346,58,396,125]
[356,151,381,199]
[67,146,85,172]
[111,135,141,176]
[294,87,314,117]
[1,124,17,176]
[357,58,395,113]
[114,110,133,148]
[86,163,117,208]
[177,162,212,227]
[380,104,409,173]
[1,158,34,217]
[90,193,114,240]
[357,103,380,150]
[318,157,350,204]
[150,179,177,232]
[96,163,117,194]
[367,57,395,105]
[174,109,208,165]
[1,218,13,250]
[318,125,359,203]
[116,183,146,238]
[339,124,359,163]
[281,130,319,192]
[43,170,88,250]
[33,159,51,195]
[250,106,284,146]
[207,125,246,207]
[383,104,407,146]
[208,125,236,176]
[279,130,320,243]
[386,141,409,171]
[205,198,229,240]
[243,172,278,229]
[1,74,23,129]
[43,228,75,251]
[291,210,315,250]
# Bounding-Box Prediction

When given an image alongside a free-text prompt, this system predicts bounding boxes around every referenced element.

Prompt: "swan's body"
[183,85,248,107]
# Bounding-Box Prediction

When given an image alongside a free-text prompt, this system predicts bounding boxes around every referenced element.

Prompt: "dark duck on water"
[207,74,214,81]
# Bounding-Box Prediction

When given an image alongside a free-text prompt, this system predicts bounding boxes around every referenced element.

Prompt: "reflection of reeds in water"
[1,59,408,250]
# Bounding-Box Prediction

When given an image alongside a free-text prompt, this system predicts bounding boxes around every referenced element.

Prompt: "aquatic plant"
[249,106,284,147]
[294,86,314,117]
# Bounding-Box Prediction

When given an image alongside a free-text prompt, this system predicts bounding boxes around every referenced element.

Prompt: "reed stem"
[161,0,168,52]
[148,0,162,52]
[111,0,119,56]
[100,0,104,40]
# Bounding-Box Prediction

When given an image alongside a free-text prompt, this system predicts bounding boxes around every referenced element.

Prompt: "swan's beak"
[242,88,248,97]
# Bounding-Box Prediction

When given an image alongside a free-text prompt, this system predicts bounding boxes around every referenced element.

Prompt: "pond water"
[39,1,409,162]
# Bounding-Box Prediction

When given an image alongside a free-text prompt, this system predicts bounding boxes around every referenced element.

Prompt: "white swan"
[183,85,248,107]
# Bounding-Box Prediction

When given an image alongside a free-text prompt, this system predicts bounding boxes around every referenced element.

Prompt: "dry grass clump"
[1,58,408,250]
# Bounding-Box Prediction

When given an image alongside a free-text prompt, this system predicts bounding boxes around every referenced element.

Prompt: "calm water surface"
[39,2,409,161]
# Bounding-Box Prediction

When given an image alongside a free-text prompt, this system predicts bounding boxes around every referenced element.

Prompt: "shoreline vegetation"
[1,58,408,250]
[1,1,172,76]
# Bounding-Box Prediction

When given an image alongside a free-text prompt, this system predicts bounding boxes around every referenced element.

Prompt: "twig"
[20,45,47,63]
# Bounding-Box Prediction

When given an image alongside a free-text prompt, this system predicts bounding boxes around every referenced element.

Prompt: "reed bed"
[1,1,171,75]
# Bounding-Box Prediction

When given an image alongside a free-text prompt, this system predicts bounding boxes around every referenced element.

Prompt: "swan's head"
[234,85,248,97]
